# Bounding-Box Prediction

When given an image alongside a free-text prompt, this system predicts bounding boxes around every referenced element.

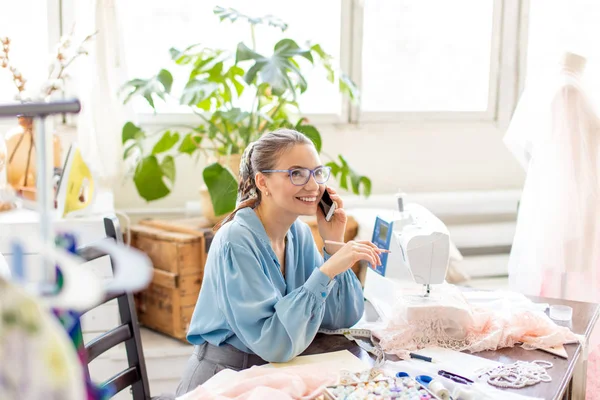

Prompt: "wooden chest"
[129,221,213,341]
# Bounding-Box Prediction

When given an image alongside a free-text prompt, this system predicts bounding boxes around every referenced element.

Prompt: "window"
[525,0,600,100]
[0,1,51,104]
[358,0,499,118]
[119,0,343,116]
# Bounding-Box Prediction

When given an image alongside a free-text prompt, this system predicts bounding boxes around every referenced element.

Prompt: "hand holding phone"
[318,188,337,222]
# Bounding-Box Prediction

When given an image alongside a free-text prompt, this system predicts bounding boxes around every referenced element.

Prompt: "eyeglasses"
[261,166,332,186]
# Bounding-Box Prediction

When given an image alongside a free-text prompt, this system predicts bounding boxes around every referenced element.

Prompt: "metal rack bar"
[0,99,81,285]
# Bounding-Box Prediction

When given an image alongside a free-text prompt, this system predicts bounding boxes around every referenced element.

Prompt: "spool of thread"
[416,375,433,387]
[428,380,450,400]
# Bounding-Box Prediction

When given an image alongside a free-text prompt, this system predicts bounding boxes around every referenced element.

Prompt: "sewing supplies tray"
[322,376,443,400]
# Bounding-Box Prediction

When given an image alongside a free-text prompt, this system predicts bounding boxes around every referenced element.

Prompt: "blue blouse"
[186,207,365,362]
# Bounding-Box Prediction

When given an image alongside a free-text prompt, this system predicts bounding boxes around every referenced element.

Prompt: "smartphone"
[318,189,337,222]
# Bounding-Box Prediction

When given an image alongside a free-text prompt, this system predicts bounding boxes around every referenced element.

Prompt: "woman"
[176,129,383,395]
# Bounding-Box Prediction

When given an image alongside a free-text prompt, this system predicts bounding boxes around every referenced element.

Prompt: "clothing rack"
[0,99,81,286]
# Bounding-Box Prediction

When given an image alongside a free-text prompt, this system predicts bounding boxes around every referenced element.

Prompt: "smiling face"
[257,143,327,217]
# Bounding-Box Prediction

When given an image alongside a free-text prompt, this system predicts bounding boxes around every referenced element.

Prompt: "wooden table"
[302,295,599,400]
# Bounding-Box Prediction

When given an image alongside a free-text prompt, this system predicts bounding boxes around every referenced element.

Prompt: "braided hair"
[213,129,313,231]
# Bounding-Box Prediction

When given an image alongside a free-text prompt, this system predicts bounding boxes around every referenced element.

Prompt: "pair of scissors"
[438,370,474,385]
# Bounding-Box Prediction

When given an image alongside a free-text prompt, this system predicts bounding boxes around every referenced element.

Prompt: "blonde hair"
[213,129,313,231]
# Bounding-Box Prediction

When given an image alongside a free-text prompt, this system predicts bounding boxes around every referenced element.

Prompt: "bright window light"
[361,0,494,113]
[0,1,50,104]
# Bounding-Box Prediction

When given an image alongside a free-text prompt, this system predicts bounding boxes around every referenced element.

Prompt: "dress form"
[505,50,600,399]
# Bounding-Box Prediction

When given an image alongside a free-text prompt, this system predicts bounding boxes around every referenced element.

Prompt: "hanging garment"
[505,66,600,299]
[504,63,600,400]
[0,277,85,400]
[51,232,116,400]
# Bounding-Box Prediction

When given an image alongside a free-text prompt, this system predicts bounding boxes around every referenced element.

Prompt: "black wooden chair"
[77,215,152,399]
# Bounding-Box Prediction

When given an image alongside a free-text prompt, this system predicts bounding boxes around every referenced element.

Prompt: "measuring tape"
[318,328,386,366]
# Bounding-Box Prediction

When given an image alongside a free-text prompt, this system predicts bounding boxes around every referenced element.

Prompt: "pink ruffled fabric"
[371,288,577,359]
[177,365,337,400]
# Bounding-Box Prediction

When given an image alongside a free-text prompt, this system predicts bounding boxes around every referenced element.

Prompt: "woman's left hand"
[317,186,347,254]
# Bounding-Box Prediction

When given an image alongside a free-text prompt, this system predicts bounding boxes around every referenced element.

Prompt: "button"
[321,292,327,298]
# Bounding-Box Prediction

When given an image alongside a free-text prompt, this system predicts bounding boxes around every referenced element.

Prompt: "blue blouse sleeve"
[215,242,336,363]
[313,245,365,330]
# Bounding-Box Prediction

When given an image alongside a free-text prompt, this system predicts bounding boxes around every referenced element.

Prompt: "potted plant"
[121,6,371,222]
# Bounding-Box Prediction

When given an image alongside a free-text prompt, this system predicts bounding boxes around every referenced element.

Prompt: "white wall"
[112,120,525,211]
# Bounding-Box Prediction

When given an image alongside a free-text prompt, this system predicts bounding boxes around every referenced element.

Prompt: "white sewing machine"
[363,194,451,321]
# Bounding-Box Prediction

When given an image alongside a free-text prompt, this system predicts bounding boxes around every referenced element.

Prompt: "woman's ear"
[254,172,269,195]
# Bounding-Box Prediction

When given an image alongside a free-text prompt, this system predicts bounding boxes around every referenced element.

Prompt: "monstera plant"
[121,6,371,218]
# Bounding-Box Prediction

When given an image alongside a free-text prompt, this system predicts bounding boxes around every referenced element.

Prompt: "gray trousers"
[175,342,268,396]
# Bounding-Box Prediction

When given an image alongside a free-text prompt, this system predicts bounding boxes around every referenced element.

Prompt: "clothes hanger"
[10,231,154,308]
[80,237,154,294]
[2,185,153,301]
[10,236,105,312]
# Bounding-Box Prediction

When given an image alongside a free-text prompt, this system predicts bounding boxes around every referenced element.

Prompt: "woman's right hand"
[320,240,384,279]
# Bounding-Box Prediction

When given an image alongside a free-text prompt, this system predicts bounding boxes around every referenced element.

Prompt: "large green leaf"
[226,65,246,96]
[235,39,313,98]
[218,108,250,124]
[133,156,171,201]
[180,79,219,106]
[122,122,145,144]
[161,155,176,183]
[123,144,139,160]
[169,43,204,65]
[327,155,371,196]
[157,69,173,93]
[122,122,146,162]
[277,39,313,62]
[339,72,360,103]
[310,44,360,103]
[152,131,180,154]
[203,162,238,216]
[295,123,322,152]
[122,69,173,110]
[178,132,203,155]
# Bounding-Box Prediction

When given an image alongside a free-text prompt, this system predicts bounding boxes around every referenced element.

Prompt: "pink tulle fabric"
[176,365,337,400]
[504,62,600,398]
[371,287,577,359]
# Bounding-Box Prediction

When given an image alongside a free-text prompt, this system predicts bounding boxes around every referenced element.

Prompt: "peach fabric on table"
[176,364,337,400]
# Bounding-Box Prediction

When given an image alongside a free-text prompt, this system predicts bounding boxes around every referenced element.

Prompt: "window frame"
[53,0,525,128]
[349,0,512,124]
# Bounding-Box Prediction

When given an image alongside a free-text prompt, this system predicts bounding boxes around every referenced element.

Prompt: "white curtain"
[71,0,132,190]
